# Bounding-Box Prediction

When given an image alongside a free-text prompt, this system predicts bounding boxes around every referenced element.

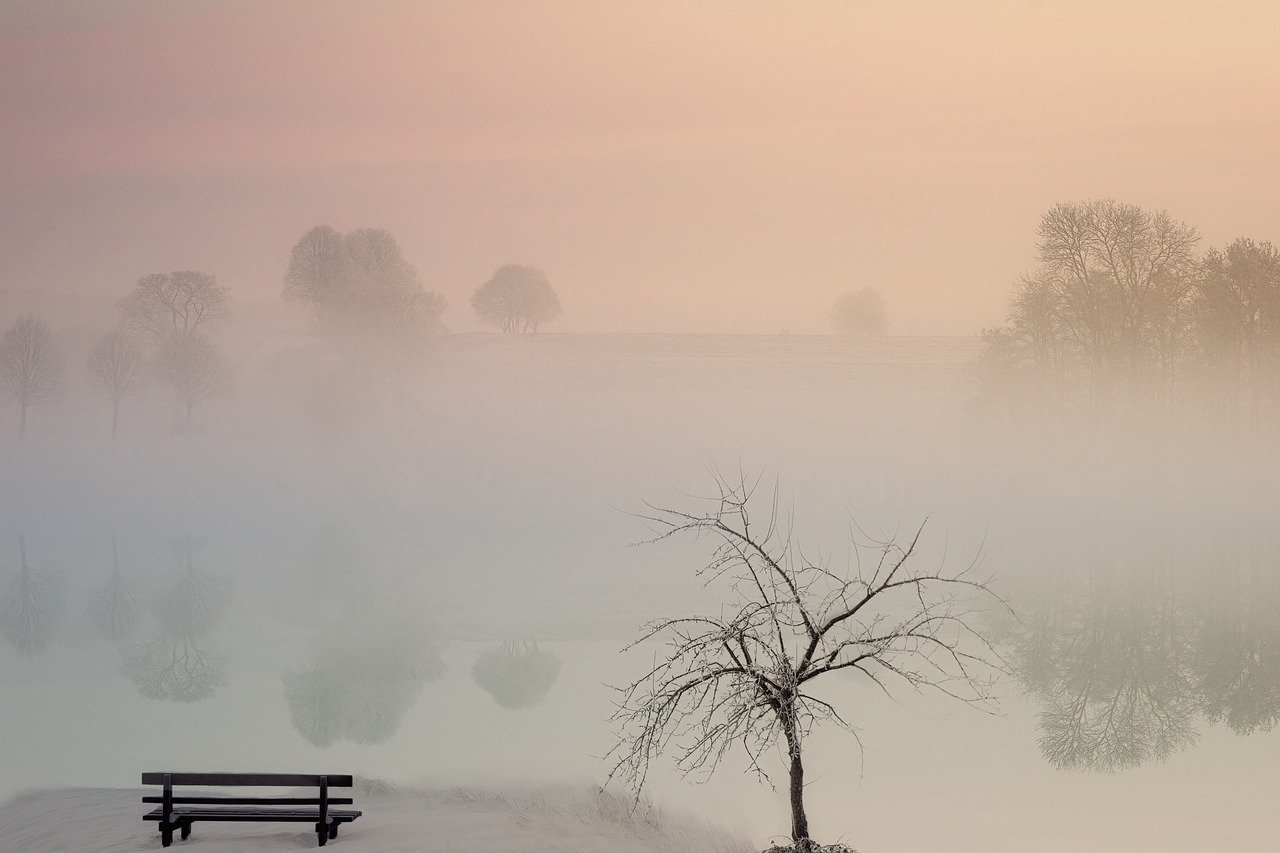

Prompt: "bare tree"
[120,271,227,345]
[979,200,1200,411]
[0,315,63,439]
[831,287,887,337]
[86,327,145,438]
[472,265,562,333]
[607,473,1007,853]
[154,333,230,432]
[1191,238,1280,421]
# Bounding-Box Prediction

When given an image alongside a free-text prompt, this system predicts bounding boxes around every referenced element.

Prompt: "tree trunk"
[782,704,811,850]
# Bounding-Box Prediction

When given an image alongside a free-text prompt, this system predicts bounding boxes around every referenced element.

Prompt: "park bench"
[142,772,362,847]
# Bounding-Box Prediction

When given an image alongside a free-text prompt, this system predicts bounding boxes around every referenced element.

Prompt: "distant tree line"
[978,200,1280,423]
[0,225,563,439]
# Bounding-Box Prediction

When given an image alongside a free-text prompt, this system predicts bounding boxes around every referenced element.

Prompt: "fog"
[3,3,1279,852]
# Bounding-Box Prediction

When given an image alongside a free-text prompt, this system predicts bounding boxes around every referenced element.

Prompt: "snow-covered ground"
[0,783,751,853]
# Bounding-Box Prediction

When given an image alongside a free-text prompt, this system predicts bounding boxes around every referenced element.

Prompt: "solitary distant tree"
[86,327,145,438]
[120,271,227,345]
[831,287,887,336]
[283,226,446,338]
[472,265,562,333]
[0,315,63,439]
[155,334,230,432]
[608,472,1006,853]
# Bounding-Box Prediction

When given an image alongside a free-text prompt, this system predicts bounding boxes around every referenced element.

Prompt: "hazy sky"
[2,0,1278,334]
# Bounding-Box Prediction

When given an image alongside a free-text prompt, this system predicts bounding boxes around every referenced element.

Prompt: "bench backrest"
[142,772,353,787]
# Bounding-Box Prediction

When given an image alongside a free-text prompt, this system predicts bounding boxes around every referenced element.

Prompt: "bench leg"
[329,821,340,839]
[180,820,192,840]
[316,822,328,847]
[161,825,173,847]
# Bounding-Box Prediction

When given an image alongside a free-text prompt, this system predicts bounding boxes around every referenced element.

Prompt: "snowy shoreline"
[0,781,751,853]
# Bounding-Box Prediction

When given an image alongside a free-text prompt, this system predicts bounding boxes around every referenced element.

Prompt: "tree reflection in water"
[284,616,446,747]
[121,545,228,702]
[0,535,62,658]
[471,641,562,710]
[1014,533,1280,771]
[90,536,140,644]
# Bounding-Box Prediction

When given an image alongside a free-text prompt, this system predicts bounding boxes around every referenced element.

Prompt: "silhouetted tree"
[120,271,227,345]
[472,641,562,709]
[0,535,62,657]
[1191,238,1280,420]
[86,328,145,438]
[0,315,63,439]
[283,226,446,338]
[831,287,887,336]
[980,200,1200,410]
[472,265,562,333]
[607,473,1006,853]
[155,333,230,432]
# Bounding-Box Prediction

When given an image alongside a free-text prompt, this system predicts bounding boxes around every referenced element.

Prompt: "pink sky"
[2,0,1278,333]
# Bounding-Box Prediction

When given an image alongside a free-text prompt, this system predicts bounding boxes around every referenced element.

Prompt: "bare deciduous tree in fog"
[86,328,145,438]
[0,535,62,657]
[979,200,1201,411]
[831,287,887,337]
[155,333,230,432]
[120,271,227,345]
[1191,238,1280,419]
[283,225,447,338]
[472,264,562,333]
[607,473,1007,853]
[472,641,562,710]
[0,314,63,439]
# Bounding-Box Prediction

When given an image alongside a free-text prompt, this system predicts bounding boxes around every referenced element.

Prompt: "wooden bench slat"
[144,807,361,823]
[141,772,354,787]
[142,796,354,805]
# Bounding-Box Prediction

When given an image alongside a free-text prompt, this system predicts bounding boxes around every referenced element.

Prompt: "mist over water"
[2,326,1277,849]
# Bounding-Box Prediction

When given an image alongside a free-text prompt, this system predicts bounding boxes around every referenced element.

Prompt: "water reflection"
[0,535,63,658]
[120,544,228,702]
[90,537,140,643]
[283,615,445,746]
[1014,541,1280,771]
[471,641,562,710]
